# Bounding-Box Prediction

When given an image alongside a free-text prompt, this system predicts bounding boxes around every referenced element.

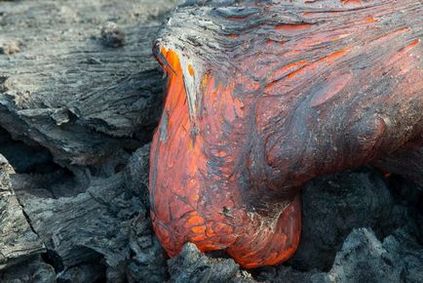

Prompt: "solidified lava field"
[0,0,422,282]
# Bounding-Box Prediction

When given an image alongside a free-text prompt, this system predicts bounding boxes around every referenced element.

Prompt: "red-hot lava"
[149,0,423,268]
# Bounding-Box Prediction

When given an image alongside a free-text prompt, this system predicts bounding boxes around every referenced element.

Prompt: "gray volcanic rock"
[258,227,423,283]
[0,154,45,270]
[326,228,402,283]
[168,243,254,283]
[0,256,55,283]
[291,168,405,271]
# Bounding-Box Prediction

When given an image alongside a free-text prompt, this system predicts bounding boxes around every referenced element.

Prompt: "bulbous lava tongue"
[149,48,302,268]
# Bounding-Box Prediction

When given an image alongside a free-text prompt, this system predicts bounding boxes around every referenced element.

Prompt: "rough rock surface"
[0,0,176,281]
[0,0,172,167]
[168,243,254,283]
[257,226,423,283]
[0,0,422,282]
[290,168,406,271]
[0,154,45,271]
[0,256,56,283]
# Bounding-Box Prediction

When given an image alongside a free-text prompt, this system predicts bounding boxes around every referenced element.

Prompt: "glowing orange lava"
[149,49,302,268]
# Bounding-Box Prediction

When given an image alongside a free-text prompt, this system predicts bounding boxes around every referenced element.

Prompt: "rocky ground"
[0,0,422,282]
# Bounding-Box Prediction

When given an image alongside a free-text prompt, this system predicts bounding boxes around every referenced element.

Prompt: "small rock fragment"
[0,40,22,55]
[168,243,254,283]
[100,22,125,48]
[328,228,401,283]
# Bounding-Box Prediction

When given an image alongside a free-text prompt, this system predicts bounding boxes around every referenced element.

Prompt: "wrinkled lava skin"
[149,0,423,268]
[150,49,301,268]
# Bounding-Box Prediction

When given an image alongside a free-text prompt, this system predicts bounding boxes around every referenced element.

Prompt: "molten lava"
[149,0,423,269]
[150,48,301,268]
